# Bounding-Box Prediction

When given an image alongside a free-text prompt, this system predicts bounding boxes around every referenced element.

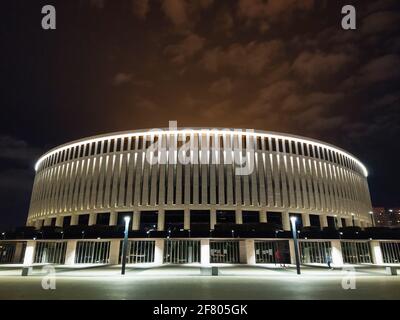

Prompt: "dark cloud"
[209,77,234,96]
[361,11,400,35]
[132,0,150,19]
[201,40,283,75]
[161,0,214,29]
[162,0,188,26]
[292,51,352,83]
[112,72,133,86]
[237,0,315,21]
[89,0,106,9]
[0,136,41,164]
[344,54,400,87]
[0,136,40,230]
[164,33,206,64]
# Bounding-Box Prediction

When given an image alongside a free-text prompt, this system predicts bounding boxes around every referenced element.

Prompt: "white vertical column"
[55,216,64,227]
[154,239,164,265]
[331,240,343,266]
[65,240,77,265]
[201,239,210,266]
[70,215,79,226]
[259,211,267,223]
[245,239,256,265]
[109,239,120,265]
[371,241,383,265]
[348,217,353,227]
[288,239,296,265]
[13,242,25,263]
[109,211,117,226]
[184,208,190,230]
[23,241,36,265]
[302,213,310,227]
[88,213,97,226]
[282,211,290,231]
[34,220,42,229]
[157,209,165,231]
[132,211,140,230]
[235,209,243,224]
[336,216,343,228]
[319,214,328,229]
[210,208,216,230]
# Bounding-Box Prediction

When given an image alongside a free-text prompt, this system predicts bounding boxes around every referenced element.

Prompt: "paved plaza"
[0,264,399,300]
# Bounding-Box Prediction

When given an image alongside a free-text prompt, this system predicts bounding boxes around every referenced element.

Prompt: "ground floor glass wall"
[75,241,110,264]
[119,240,155,264]
[342,241,372,264]
[210,240,240,263]
[163,240,200,264]
[255,240,290,264]
[380,242,400,264]
[34,241,67,264]
[0,243,17,264]
[300,241,332,264]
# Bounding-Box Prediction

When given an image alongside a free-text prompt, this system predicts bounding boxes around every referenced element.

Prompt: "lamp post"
[369,211,375,227]
[121,216,130,275]
[351,213,355,227]
[290,216,301,275]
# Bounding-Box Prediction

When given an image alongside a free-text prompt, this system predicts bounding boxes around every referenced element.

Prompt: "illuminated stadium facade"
[3,128,400,268]
[28,128,372,230]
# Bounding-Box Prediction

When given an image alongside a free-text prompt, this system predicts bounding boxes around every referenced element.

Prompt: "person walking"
[326,253,333,270]
[275,248,284,268]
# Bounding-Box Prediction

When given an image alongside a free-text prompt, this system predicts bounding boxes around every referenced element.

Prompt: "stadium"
[1,128,399,268]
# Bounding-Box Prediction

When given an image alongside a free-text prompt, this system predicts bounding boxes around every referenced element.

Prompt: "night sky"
[1,0,399,231]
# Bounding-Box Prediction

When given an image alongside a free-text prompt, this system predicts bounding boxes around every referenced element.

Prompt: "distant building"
[373,207,400,227]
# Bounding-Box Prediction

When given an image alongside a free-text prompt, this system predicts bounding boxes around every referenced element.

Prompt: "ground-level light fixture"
[121,216,131,275]
[290,216,301,275]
